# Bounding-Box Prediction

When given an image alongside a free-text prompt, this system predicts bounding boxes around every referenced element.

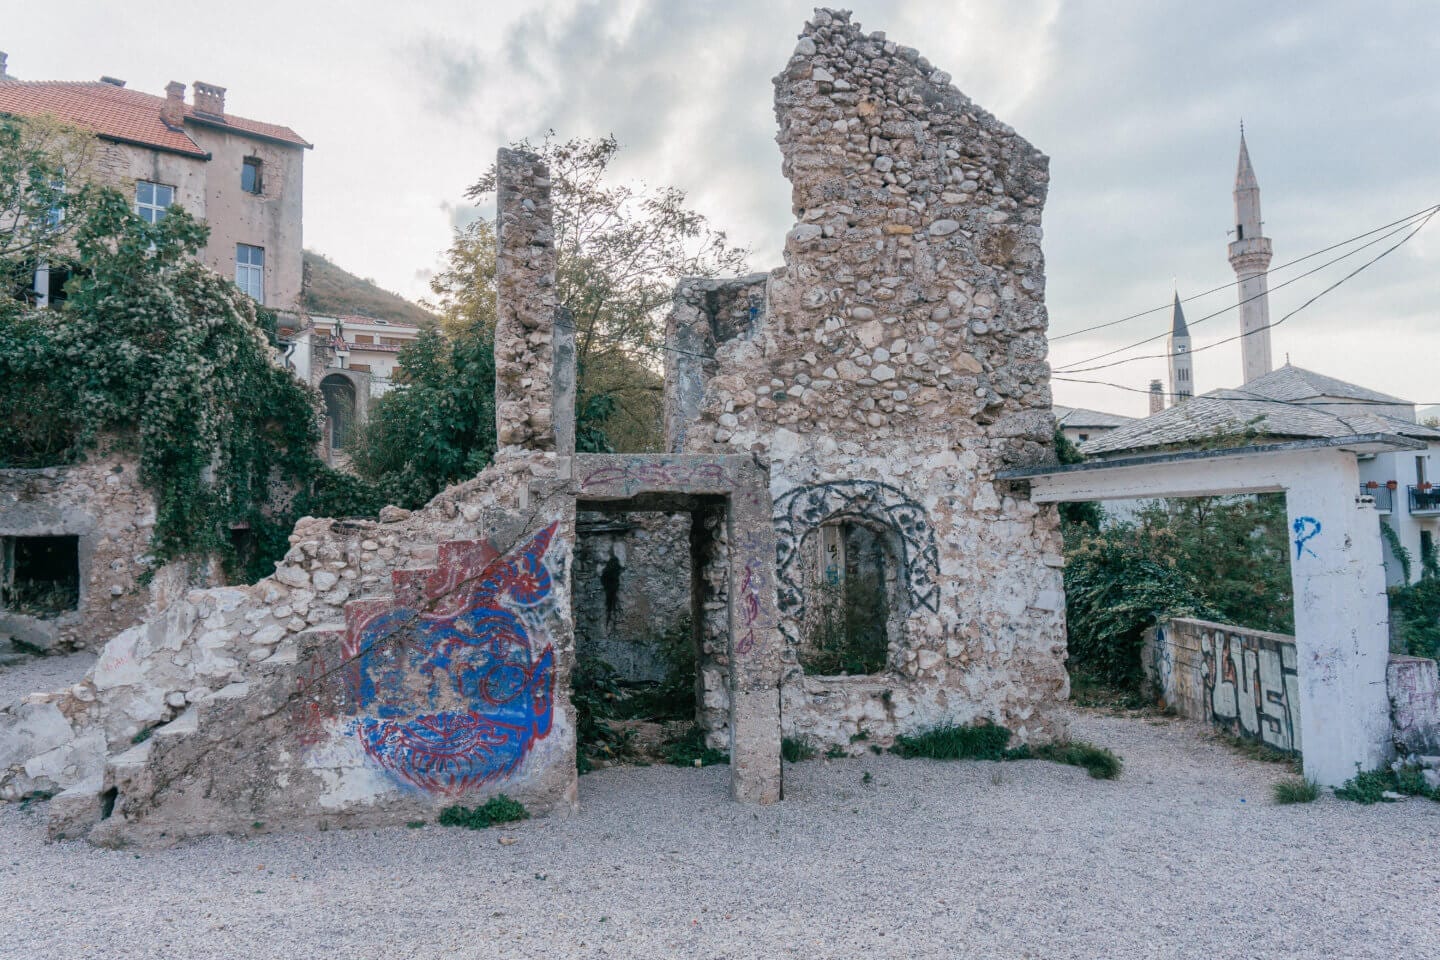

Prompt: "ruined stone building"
[0,10,1069,843]
[0,57,310,312]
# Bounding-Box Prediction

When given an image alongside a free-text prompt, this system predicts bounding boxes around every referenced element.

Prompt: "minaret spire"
[1229,126,1273,383]
[1167,290,1193,403]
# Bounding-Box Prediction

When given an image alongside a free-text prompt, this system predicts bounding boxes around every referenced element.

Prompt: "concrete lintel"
[572,454,763,500]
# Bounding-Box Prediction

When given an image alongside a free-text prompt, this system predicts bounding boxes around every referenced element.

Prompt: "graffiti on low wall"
[1148,618,1301,755]
[301,522,561,796]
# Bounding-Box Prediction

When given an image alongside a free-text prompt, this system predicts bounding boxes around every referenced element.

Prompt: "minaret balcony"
[1228,236,1273,271]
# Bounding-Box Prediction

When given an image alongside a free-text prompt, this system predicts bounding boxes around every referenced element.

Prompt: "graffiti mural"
[303,522,562,795]
[1199,627,1301,754]
[772,480,938,646]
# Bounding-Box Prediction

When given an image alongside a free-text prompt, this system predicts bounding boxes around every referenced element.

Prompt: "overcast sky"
[13,1,1440,416]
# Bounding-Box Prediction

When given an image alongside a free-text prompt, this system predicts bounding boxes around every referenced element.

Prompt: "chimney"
[160,81,186,129]
[1148,379,1165,415]
[192,81,226,118]
[99,76,126,87]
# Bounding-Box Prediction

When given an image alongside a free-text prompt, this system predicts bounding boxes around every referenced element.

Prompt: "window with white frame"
[235,244,265,303]
[135,181,174,223]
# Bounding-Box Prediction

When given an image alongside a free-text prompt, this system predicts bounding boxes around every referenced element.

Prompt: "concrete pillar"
[1284,452,1393,785]
[725,474,783,804]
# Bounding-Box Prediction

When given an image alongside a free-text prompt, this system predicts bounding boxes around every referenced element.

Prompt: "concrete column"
[725,471,783,804]
[1284,452,1393,785]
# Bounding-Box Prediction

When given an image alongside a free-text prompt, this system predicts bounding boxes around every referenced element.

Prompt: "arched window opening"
[798,518,904,676]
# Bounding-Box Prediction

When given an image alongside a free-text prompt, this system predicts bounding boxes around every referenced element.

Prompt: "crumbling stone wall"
[0,449,157,653]
[494,148,557,451]
[573,511,692,683]
[668,9,1067,750]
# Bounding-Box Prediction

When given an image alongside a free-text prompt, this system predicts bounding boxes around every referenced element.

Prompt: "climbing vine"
[0,187,382,580]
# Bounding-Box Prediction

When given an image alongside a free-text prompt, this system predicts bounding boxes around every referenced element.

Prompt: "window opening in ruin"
[242,157,263,195]
[320,375,357,450]
[0,535,80,618]
[571,510,704,770]
[798,519,901,676]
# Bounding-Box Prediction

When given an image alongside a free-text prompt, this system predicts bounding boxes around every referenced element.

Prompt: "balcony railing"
[1409,485,1440,514]
[1360,483,1394,512]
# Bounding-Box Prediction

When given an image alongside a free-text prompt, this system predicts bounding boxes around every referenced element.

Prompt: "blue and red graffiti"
[333,523,559,794]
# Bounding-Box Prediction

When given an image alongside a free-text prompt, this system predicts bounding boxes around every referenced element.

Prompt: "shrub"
[782,736,817,763]
[661,727,727,767]
[1335,769,1398,805]
[437,794,530,829]
[1389,576,1440,661]
[890,721,1014,761]
[1030,740,1124,780]
[1272,777,1320,804]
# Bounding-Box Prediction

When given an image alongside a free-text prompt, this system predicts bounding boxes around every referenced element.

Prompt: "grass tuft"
[781,736,817,763]
[661,727,728,768]
[890,721,1013,761]
[438,794,530,830]
[1030,740,1124,780]
[1271,776,1320,805]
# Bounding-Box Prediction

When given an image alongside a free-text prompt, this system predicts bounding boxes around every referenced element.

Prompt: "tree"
[426,134,750,452]
[0,174,381,577]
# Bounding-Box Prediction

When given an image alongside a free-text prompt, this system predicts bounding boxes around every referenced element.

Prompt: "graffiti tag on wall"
[302,523,561,795]
[1199,628,1301,755]
[772,480,938,647]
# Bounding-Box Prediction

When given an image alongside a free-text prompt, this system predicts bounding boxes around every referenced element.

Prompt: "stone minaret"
[1228,128,1274,383]
[1167,292,1193,403]
[1148,379,1165,415]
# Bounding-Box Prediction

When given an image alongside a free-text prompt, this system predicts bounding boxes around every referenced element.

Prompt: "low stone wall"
[1145,618,1440,762]
[0,451,158,653]
[1389,656,1440,756]
[1143,618,1302,754]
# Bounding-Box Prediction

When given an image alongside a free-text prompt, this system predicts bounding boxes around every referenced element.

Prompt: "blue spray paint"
[1292,516,1321,560]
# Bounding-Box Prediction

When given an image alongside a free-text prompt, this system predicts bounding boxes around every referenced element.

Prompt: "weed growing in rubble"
[891,720,1124,780]
[661,728,727,768]
[782,736,817,763]
[1271,777,1320,804]
[438,795,530,830]
[1335,765,1440,805]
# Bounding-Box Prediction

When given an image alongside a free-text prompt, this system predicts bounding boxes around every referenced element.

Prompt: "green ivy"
[0,187,382,580]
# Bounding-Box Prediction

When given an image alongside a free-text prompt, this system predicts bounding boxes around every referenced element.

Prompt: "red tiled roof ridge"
[0,78,310,153]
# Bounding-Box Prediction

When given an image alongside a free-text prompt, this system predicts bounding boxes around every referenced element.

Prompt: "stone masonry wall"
[494,148,557,451]
[0,449,157,653]
[669,9,1068,750]
[573,511,692,683]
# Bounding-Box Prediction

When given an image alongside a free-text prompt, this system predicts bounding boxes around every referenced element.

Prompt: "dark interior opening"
[1,534,80,618]
[798,520,899,676]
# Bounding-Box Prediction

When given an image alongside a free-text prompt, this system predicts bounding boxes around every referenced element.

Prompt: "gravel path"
[3,710,1438,960]
[0,652,94,707]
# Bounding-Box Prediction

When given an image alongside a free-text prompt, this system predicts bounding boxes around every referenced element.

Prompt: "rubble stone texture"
[494,148,557,451]
[0,450,157,653]
[668,8,1068,749]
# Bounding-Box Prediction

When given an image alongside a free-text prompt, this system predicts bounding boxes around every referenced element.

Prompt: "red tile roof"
[0,79,311,156]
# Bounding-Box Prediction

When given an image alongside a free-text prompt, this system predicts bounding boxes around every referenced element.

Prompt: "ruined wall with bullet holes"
[667,8,1069,750]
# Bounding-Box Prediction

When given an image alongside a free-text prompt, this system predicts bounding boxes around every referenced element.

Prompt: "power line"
[1056,207,1438,375]
[1049,202,1440,342]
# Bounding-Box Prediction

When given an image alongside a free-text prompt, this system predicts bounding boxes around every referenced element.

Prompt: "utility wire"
[1050,202,1440,342]
[1056,206,1438,375]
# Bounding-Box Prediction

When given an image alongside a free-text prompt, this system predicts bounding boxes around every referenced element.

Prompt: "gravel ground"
[0,652,94,707]
[3,709,1438,960]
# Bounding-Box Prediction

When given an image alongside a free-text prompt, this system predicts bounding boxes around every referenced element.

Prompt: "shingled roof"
[1079,364,1439,457]
[0,79,310,156]
[1053,406,1136,430]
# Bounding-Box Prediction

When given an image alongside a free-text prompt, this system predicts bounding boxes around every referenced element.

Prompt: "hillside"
[301,250,435,327]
